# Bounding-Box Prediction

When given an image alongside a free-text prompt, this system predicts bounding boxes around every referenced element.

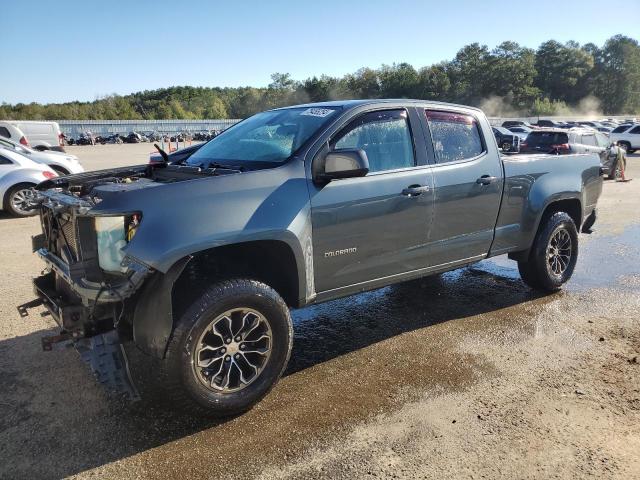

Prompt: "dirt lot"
[1,146,639,479]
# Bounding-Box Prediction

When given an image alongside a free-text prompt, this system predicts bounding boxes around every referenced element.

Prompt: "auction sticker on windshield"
[301,108,335,117]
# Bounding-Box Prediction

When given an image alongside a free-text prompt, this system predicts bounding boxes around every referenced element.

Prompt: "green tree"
[2,35,638,120]
[415,63,450,100]
[594,35,640,113]
[535,40,594,103]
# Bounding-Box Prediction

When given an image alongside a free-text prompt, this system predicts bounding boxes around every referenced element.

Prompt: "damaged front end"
[18,169,154,399]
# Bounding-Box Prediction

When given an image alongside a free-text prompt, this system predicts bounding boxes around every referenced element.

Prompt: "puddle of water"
[286,222,639,382]
[473,223,640,293]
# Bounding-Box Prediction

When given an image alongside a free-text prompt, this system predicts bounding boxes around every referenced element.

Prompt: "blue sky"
[2,0,639,104]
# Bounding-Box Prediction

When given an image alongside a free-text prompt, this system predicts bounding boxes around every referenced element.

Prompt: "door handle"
[401,185,430,197]
[476,175,497,185]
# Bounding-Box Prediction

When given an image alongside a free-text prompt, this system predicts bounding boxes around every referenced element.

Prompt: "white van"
[0,121,65,152]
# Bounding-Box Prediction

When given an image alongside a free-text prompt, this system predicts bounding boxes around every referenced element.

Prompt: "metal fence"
[487,115,635,126]
[52,114,637,137]
[57,119,241,137]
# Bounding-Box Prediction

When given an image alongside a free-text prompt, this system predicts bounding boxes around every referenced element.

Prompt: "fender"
[132,256,191,358]
[519,171,582,255]
[131,232,309,359]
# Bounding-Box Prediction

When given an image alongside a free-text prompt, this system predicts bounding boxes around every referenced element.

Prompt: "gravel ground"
[0,146,638,479]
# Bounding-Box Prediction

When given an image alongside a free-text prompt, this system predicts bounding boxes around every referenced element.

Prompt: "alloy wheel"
[547,227,572,276]
[10,188,35,215]
[193,308,272,393]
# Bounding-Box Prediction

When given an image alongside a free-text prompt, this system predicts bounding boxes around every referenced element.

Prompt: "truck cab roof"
[272,99,484,113]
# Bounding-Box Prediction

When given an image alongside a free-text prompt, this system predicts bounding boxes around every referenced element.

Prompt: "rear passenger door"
[420,109,503,266]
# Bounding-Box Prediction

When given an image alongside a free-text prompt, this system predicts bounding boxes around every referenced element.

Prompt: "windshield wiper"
[187,161,245,171]
[153,143,169,164]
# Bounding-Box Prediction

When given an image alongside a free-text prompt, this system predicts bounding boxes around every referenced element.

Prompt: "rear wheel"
[4,183,37,217]
[618,141,631,152]
[154,279,293,416]
[518,212,578,292]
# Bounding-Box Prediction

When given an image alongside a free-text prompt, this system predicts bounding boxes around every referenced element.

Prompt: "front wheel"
[157,279,293,416]
[4,183,37,217]
[518,212,578,291]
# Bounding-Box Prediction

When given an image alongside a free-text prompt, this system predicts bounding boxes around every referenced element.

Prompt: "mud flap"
[581,210,597,234]
[75,330,140,401]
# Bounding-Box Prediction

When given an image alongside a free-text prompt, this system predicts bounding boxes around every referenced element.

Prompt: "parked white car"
[0,137,84,175]
[0,121,65,152]
[610,123,640,153]
[0,147,58,217]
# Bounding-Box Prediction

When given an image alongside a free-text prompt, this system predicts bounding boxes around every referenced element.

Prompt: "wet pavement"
[0,151,638,479]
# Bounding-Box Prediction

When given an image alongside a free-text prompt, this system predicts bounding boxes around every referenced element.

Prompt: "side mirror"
[315,149,369,183]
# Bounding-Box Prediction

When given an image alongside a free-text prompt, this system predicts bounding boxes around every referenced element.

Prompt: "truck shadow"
[287,263,544,374]
[0,262,547,479]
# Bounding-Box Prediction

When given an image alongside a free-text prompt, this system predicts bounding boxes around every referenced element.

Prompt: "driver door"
[309,109,434,293]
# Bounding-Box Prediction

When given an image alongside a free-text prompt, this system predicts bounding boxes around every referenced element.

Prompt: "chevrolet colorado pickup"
[20,100,603,416]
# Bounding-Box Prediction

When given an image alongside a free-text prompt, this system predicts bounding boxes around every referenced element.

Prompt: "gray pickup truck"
[21,100,603,416]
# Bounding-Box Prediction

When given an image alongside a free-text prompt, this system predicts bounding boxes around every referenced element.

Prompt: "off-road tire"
[155,279,293,416]
[518,212,578,292]
[76,331,140,400]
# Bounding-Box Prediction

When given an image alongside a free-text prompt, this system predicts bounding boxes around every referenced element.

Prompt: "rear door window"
[595,133,609,148]
[525,132,568,147]
[425,110,484,163]
[582,135,597,147]
[630,126,640,134]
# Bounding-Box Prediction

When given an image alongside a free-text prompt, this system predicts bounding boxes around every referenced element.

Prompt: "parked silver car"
[0,147,57,216]
[0,137,84,175]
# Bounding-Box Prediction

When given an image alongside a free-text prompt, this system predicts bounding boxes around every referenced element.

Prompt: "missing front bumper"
[35,248,151,305]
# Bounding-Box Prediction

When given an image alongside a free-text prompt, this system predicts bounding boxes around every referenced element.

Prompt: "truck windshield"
[186,106,341,168]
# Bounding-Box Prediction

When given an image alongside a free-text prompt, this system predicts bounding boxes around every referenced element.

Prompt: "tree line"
[1,34,638,121]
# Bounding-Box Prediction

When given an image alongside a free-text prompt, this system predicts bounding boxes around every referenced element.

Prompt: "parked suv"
[610,124,640,153]
[521,128,620,179]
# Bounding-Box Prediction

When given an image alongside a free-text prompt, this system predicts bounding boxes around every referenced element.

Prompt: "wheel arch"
[132,239,303,359]
[49,164,70,175]
[509,197,582,262]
